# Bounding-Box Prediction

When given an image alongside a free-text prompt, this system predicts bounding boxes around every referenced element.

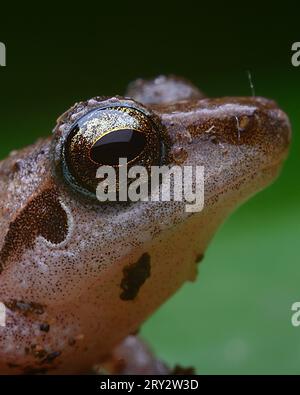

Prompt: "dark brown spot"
[130,327,140,336]
[68,338,76,346]
[173,364,195,375]
[40,351,61,365]
[195,253,204,264]
[0,188,68,272]
[120,253,151,301]
[12,159,24,173]
[6,300,45,316]
[23,366,48,375]
[7,363,20,369]
[210,135,219,144]
[25,344,48,360]
[39,323,50,332]
[25,345,61,367]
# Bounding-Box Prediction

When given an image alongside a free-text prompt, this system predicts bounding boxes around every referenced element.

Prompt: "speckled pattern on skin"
[0,76,291,374]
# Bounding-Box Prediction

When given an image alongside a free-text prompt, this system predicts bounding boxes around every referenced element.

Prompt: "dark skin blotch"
[40,351,61,365]
[173,365,195,375]
[0,188,68,272]
[7,363,20,369]
[24,345,61,370]
[39,323,50,332]
[23,366,48,375]
[120,253,151,301]
[6,300,45,316]
[195,253,204,264]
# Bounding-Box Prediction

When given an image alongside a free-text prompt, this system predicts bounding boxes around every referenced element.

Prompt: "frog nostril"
[234,113,256,139]
[238,115,251,131]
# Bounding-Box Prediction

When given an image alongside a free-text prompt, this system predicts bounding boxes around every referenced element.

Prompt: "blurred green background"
[0,3,299,374]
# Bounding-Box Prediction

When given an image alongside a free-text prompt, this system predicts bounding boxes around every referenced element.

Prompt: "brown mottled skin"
[0,76,291,374]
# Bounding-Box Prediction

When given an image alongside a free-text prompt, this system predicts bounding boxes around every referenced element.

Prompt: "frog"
[0,75,291,374]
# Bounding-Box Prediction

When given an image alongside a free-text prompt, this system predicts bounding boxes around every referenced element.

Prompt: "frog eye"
[61,104,167,196]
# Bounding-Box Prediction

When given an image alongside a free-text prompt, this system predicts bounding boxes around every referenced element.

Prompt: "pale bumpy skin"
[0,76,291,374]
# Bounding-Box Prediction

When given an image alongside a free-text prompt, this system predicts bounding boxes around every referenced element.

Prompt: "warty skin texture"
[0,76,291,374]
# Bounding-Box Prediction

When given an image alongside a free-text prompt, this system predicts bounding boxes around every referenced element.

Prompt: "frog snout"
[267,107,292,141]
[230,97,291,156]
[258,101,291,157]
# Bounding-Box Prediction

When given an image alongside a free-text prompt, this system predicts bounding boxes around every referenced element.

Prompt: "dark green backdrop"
[0,3,299,373]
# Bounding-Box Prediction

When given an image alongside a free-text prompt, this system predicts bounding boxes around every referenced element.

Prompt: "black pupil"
[90,129,147,165]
